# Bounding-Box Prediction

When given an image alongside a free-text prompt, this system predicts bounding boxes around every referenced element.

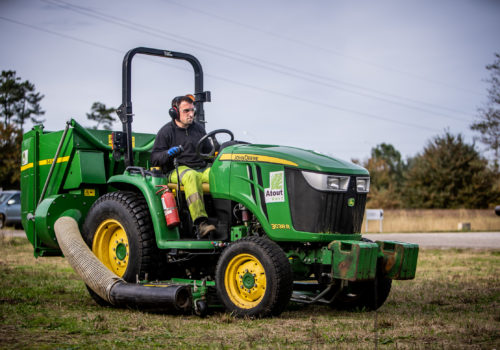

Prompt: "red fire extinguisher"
[156,185,180,228]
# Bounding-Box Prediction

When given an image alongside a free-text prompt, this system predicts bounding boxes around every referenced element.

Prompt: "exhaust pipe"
[54,216,191,311]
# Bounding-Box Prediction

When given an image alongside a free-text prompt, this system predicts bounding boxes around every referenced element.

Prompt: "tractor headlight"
[302,171,350,192]
[356,177,370,193]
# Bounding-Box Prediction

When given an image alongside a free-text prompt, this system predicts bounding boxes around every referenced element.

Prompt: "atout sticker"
[265,171,285,203]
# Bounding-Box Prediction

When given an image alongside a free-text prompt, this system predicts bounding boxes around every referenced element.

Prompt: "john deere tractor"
[20,47,418,317]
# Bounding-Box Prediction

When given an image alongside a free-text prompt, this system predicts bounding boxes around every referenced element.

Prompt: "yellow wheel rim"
[92,219,129,277]
[224,253,267,309]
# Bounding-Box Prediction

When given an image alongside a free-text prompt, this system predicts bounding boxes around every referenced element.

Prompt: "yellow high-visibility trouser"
[168,166,210,223]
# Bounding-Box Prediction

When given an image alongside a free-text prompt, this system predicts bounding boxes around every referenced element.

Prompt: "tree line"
[360,135,499,209]
[1,53,499,208]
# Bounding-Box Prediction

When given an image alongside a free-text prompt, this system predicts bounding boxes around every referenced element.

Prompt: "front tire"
[215,236,293,317]
[82,191,160,283]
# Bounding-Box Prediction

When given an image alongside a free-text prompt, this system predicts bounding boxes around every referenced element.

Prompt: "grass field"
[0,235,499,349]
[362,209,500,233]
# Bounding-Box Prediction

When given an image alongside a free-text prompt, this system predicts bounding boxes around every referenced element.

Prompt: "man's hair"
[172,95,194,108]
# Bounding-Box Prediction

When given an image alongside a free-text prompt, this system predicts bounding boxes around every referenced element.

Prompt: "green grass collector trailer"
[20,47,418,317]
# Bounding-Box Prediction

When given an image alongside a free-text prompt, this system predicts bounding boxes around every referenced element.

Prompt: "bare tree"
[471,53,500,172]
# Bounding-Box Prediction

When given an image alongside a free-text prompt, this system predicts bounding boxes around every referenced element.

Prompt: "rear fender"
[107,172,180,245]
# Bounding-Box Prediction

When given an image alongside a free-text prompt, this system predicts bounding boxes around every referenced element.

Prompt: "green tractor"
[20,47,418,317]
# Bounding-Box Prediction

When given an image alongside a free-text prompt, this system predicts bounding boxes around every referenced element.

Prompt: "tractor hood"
[219,144,368,175]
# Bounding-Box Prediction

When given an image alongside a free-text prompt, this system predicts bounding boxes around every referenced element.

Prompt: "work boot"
[198,221,216,239]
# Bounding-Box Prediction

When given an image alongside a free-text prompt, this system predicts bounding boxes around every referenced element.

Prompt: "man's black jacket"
[150,120,210,173]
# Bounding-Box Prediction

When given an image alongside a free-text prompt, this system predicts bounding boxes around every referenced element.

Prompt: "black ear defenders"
[169,96,181,120]
[169,105,179,120]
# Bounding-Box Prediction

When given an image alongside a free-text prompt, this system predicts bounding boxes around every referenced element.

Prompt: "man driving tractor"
[150,94,216,238]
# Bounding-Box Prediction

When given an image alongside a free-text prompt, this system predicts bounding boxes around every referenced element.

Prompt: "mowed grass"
[362,209,500,233]
[0,235,499,349]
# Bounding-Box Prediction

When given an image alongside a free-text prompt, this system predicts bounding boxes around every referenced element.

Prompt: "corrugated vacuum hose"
[54,216,191,311]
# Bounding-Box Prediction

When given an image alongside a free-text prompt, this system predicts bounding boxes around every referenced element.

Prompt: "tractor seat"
[167,183,210,193]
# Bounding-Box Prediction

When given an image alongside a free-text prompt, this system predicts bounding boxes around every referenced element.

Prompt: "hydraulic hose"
[54,216,191,311]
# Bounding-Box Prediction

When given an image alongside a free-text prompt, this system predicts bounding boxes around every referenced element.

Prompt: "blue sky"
[1,0,499,162]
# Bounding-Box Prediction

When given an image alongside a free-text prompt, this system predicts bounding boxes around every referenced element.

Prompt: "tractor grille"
[285,169,366,234]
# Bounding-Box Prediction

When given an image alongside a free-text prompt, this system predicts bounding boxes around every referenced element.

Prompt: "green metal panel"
[287,255,310,280]
[70,121,155,152]
[208,151,232,198]
[63,151,106,189]
[32,192,97,256]
[287,246,333,266]
[286,246,333,279]
[230,225,248,241]
[376,240,419,280]
[21,128,38,247]
[329,240,378,281]
[36,128,75,198]
[219,144,369,175]
[107,172,181,244]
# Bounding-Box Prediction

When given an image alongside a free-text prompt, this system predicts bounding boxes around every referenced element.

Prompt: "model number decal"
[84,189,96,196]
[271,223,291,230]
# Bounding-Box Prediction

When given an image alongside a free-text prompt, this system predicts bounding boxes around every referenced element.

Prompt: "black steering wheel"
[196,129,234,159]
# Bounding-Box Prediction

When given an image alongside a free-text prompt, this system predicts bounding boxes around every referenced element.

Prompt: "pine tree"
[403,132,498,208]
[86,102,117,130]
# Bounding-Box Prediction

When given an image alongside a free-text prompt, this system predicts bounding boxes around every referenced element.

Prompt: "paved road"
[364,232,500,249]
[0,229,27,238]
[2,229,499,249]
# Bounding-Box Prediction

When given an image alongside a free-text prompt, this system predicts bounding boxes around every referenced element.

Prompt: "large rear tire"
[82,191,160,284]
[215,236,293,317]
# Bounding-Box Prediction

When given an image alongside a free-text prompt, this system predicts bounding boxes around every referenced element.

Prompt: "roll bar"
[116,47,211,166]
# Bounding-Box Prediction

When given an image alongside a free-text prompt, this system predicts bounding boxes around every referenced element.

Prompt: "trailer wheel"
[82,191,160,284]
[215,236,293,317]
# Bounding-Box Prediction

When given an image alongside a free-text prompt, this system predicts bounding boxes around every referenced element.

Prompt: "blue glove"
[167,146,183,158]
